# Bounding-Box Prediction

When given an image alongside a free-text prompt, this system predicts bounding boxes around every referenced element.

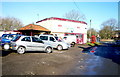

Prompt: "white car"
[10,36,53,54]
[39,34,70,50]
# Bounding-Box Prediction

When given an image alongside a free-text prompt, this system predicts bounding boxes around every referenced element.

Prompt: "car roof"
[19,36,42,40]
[39,34,54,37]
[20,35,30,37]
[2,34,22,36]
[2,34,20,35]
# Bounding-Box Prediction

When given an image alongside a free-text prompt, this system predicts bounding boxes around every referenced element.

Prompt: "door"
[21,37,32,51]
[76,34,83,44]
[49,36,58,48]
[31,37,45,51]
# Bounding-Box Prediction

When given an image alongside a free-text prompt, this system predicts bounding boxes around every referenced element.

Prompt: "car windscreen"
[11,36,21,42]
[55,37,63,42]
[55,37,58,40]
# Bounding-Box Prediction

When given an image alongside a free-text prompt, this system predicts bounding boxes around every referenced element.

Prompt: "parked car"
[39,34,70,50]
[63,35,76,47]
[115,40,120,45]
[10,36,53,54]
[0,34,22,50]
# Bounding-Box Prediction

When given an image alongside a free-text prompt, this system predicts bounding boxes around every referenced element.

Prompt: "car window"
[2,35,9,39]
[55,36,58,40]
[8,35,14,40]
[40,36,48,40]
[21,37,31,42]
[63,37,67,39]
[32,37,43,43]
[50,37,55,42]
[2,34,7,38]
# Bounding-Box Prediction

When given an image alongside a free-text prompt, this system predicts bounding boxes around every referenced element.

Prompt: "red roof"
[19,24,50,31]
[36,17,87,25]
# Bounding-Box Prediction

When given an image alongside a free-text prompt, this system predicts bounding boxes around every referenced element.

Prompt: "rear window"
[11,36,21,42]
[2,34,18,40]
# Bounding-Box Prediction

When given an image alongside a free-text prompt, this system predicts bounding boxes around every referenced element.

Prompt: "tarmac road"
[1,44,120,76]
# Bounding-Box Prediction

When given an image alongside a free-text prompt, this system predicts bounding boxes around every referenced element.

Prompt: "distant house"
[36,17,87,44]
[19,24,51,36]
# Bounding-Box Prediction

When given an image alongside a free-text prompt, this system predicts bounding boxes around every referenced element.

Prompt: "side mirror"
[41,41,44,44]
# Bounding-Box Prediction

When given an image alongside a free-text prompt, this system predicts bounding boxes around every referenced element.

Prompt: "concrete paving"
[1,44,120,75]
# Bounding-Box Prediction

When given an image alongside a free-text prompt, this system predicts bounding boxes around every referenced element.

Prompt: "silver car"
[10,36,53,54]
[39,34,70,50]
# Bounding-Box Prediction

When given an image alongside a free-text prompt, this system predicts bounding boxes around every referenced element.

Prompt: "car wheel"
[45,47,52,53]
[17,47,25,54]
[57,45,63,51]
[3,43,10,50]
[71,42,75,47]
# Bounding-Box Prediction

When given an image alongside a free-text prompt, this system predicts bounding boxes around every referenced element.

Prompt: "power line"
[73,0,81,12]
[72,0,86,20]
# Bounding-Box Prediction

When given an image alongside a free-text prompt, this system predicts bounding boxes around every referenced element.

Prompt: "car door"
[31,37,45,51]
[49,36,58,48]
[21,36,32,51]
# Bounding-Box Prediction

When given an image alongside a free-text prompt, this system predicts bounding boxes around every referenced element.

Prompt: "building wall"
[36,19,87,43]
[37,20,87,33]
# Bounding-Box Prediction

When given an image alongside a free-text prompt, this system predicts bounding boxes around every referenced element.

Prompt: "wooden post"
[30,31,33,36]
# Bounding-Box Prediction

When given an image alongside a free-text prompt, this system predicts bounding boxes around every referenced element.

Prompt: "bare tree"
[99,18,118,39]
[101,18,117,31]
[0,17,23,30]
[99,26,114,39]
[63,9,86,20]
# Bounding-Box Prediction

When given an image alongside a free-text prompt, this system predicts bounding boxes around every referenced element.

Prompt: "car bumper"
[10,44,18,50]
[1,43,11,50]
[62,44,70,49]
[10,46,18,50]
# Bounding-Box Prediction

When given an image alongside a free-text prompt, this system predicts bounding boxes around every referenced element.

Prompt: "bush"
[87,42,101,46]
[94,42,101,45]
[87,42,95,46]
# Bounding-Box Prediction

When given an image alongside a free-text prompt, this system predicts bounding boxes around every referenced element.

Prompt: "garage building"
[36,17,87,44]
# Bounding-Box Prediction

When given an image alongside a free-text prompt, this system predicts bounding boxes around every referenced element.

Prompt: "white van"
[39,34,70,50]
[63,35,76,47]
